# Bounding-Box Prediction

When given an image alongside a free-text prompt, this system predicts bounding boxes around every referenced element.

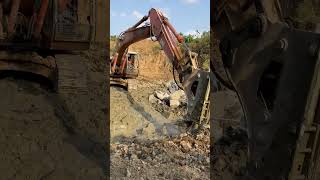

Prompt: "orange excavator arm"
[111,8,198,79]
[111,8,209,121]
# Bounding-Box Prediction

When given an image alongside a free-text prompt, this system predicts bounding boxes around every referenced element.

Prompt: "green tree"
[182,31,210,70]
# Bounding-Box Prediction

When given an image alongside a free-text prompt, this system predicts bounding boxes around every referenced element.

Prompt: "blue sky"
[110,0,210,36]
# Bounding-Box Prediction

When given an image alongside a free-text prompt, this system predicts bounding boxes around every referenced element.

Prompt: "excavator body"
[110,51,139,89]
[111,51,139,79]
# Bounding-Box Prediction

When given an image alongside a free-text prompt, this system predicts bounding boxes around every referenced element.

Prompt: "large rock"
[166,80,179,93]
[169,90,187,104]
[169,99,181,108]
[180,140,192,153]
[154,91,170,100]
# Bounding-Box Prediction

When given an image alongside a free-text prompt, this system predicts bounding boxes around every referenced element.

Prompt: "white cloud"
[120,12,127,17]
[185,30,202,37]
[180,0,199,4]
[132,10,144,19]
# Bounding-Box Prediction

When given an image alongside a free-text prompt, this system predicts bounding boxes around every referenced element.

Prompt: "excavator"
[110,8,211,123]
[0,0,94,92]
[213,0,320,179]
[0,0,107,178]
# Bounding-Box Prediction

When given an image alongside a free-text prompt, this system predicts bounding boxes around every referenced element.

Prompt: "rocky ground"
[210,90,248,180]
[111,130,210,180]
[110,79,210,179]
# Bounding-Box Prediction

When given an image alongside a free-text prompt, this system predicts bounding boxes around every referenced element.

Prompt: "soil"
[0,47,107,180]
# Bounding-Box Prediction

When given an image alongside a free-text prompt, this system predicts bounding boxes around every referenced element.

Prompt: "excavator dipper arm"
[111,26,151,74]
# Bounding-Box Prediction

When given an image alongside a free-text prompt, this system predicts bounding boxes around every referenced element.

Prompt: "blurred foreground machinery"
[213,0,320,179]
[0,0,96,92]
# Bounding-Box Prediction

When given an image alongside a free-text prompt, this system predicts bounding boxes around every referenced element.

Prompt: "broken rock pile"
[149,80,187,108]
[111,130,210,179]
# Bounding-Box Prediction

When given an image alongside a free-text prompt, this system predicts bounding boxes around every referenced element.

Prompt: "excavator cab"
[125,51,139,78]
[110,51,140,89]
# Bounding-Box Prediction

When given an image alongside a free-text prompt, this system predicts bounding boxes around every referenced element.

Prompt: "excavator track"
[55,54,89,95]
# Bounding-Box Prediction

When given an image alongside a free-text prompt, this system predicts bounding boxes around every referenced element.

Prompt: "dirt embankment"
[0,47,107,180]
[111,39,174,81]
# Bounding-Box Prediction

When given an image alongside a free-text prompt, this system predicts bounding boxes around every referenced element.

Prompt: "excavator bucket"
[182,68,210,122]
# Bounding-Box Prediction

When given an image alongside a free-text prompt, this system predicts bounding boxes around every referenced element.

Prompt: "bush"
[182,31,210,70]
[110,35,117,41]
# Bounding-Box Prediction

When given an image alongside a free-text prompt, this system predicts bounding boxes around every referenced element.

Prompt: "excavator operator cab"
[125,51,139,78]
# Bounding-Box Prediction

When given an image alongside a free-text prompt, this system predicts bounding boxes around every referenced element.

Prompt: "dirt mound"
[111,130,210,180]
[0,49,107,179]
